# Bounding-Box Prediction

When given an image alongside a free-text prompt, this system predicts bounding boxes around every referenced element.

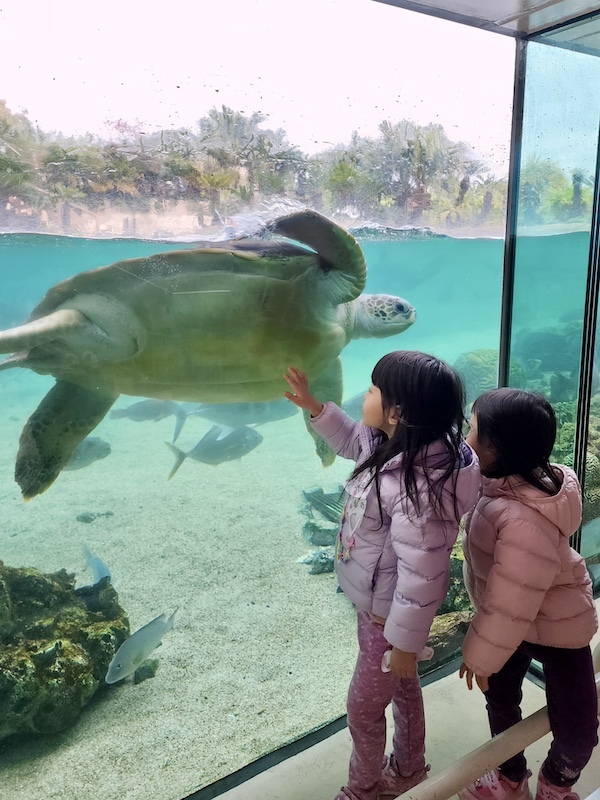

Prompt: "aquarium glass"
[508,32,600,587]
[0,1,515,798]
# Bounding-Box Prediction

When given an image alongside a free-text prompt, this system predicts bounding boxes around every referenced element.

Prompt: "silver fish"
[110,399,188,442]
[82,544,111,584]
[191,398,298,427]
[342,391,367,422]
[64,436,111,470]
[165,425,263,478]
[105,608,178,684]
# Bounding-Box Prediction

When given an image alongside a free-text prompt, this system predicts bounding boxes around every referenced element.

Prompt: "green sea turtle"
[0,210,416,499]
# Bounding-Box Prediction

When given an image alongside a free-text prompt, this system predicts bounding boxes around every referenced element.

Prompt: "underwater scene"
[0,221,596,800]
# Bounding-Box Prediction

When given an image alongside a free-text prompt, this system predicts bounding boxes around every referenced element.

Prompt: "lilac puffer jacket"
[311,402,481,653]
[462,465,598,678]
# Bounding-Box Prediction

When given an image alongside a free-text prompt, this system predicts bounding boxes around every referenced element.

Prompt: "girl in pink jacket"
[284,351,481,800]
[459,388,598,800]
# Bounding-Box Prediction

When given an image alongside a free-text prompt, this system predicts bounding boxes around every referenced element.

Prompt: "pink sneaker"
[377,755,430,798]
[458,769,533,800]
[333,788,362,800]
[535,771,579,800]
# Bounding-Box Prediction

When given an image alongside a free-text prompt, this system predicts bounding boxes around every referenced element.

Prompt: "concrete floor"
[219,611,600,800]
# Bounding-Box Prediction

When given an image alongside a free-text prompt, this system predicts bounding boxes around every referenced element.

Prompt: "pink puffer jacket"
[462,465,598,677]
[311,402,481,653]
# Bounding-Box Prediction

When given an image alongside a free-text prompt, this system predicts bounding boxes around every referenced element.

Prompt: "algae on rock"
[0,562,129,742]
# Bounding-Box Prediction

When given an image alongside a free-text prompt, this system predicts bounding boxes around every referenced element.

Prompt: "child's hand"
[283,367,324,418]
[459,662,489,693]
[390,647,417,679]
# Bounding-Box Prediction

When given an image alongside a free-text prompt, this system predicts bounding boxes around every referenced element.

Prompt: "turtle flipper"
[265,211,367,302]
[16,381,118,500]
[303,357,344,467]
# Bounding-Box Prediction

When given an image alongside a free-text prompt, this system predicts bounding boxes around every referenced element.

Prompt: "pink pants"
[345,610,426,800]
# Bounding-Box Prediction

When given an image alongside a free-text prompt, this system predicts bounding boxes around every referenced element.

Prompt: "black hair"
[471,387,561,494]
[350,350,467,520]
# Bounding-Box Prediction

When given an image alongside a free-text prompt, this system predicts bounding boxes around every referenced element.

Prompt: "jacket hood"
[481,465,581,538]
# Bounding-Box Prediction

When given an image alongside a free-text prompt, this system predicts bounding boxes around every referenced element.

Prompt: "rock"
[133,658,159,684]
[298,547,335,575]
[0,562,129,742]
[419,610,473,675]
[302,519,338,547]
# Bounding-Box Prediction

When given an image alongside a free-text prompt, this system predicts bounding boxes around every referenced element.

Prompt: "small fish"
[342,391,367,422]
[82,544,112,584]
[166,424,263,478]
[110,399,188,442]
[191,399,298,427]
[64,437,111,470]
[105,608,178,684]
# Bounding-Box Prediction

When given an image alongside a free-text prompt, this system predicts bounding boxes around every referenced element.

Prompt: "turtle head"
[344,293,416,340]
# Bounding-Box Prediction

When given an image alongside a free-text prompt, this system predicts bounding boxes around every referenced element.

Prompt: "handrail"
[401,643,600,800]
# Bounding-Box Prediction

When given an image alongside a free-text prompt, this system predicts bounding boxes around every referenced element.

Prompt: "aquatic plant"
[0,563,128,742]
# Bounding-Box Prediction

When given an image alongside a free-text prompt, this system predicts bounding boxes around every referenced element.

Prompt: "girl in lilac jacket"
[459,389,598,800]
[284,351,480,800]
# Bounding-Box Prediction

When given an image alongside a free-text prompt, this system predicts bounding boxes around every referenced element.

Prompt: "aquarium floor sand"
[0,374,357,800]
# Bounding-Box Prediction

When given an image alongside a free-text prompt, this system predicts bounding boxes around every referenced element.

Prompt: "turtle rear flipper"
[266,210,367,302]
[16,381,118,499]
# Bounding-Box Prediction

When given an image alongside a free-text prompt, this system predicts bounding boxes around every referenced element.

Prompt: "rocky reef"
[0,562,129,742]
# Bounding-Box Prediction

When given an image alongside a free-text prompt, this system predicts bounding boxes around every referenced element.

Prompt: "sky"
[0,0,516,173]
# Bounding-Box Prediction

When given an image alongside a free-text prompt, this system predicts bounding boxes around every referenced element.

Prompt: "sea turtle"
[0,210,416,499]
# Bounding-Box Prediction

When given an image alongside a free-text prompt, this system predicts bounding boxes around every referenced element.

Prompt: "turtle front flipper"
[16,381,118,500]
[265,211,367,302]
[304,357,344,467]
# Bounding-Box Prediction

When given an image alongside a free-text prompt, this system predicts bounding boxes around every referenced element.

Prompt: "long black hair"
[350,350,467,520]
[472,387,561,495]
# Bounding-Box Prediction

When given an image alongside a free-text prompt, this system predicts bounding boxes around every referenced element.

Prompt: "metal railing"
[401,643,600,800]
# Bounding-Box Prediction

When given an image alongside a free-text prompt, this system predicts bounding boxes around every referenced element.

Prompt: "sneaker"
[458,769,533,800]
[377,755,430,798]
[535,771,579,800]
[334,787,362,800]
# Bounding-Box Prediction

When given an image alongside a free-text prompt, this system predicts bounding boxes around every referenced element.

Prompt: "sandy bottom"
[0,370,360,800]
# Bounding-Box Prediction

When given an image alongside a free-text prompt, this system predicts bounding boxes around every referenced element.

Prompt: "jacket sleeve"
[462,512,562,677]
[384,500,453,653]
[309,402,365,462]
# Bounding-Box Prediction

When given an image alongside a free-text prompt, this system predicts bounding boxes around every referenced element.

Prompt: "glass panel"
[508,34,600,590]
[0,2,513,797]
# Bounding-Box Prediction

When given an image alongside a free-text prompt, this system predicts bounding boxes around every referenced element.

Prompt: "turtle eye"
[395,302,406,313]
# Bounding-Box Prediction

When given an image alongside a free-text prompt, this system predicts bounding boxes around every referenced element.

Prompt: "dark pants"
[485,641,598,787]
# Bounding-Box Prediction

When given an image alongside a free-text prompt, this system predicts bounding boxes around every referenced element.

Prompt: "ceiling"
[374,0,600,37]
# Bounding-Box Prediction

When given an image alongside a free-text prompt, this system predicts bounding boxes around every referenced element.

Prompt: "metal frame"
[572,125,600,551]
[498,38,527,388]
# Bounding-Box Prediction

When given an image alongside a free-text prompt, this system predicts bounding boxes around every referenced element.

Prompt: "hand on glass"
[283,367,323,418]
[390,647,417,679]
[459,662,489,693]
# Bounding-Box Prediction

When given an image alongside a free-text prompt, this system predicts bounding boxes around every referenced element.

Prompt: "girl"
[284,351,480,800]
[459,388,598,800]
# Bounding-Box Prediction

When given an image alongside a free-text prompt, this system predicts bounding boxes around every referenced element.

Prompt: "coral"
[453,349,526,405]
[0,563,128,742]
[454,349,499,404]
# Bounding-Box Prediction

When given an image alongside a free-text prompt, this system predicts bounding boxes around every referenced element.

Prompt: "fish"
[105,608,178,684]
[110,399,188,442]
[82,544,112,584]
[64,436,111,470]
[190,398,298,428]
[165,425,263,478]
[342,391,367,422]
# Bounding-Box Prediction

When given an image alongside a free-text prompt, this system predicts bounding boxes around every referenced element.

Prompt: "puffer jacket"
[311,402,481,653]
[462,465,598,678]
